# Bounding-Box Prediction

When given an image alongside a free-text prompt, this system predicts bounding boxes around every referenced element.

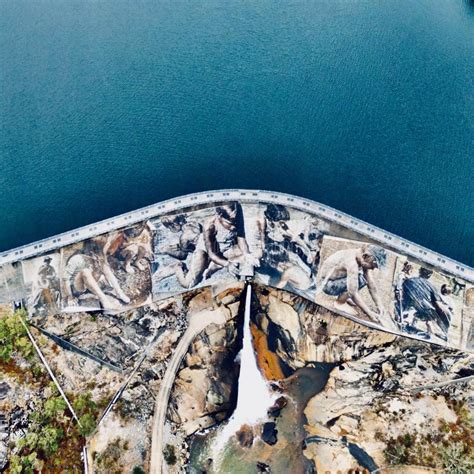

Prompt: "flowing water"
[187,288,337,473]
[211,284,275,465]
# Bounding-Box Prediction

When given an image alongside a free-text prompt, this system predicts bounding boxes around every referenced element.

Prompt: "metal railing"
[0,189,472,282]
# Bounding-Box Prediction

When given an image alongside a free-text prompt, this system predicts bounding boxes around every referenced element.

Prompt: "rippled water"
[1,1,473,265]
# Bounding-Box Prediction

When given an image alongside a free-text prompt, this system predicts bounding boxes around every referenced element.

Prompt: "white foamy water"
[212,284,275,461]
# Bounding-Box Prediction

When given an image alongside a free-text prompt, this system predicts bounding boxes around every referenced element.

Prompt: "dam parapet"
[0,189,472,352]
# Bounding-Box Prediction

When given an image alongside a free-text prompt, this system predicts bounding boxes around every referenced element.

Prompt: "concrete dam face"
[0,190,473,473]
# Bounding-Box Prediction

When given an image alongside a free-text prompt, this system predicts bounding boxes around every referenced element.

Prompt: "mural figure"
[394,266,453,341]
[465,287,474,350]
[23,254,61,316]
[317,243,388,323]
[63,238,129,311]
[253,204,322,292]
[0,270,9,305]
[202,202,257,278]
[450,277,466,297]
[260,243,313,291]
[0,267,10,305]
[152,202,257,293]
[153,213,207,288]
[158,215,202,261]
[2,262,25,303]
[61,224,152,312]
[103,223,153,275]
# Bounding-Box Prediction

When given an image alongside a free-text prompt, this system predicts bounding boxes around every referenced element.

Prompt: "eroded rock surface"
[1,284,472,473]
[88,284,245,473]
[252,286,474,473]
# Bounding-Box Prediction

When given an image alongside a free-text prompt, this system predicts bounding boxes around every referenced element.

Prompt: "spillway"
[212,284,275,462]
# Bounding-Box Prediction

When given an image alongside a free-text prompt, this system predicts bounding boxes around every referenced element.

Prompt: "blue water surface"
[1,0,473,265]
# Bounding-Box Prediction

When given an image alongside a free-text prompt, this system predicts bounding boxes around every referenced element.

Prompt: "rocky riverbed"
[1,284,472,473]
[87,283,245,473]
[252,286,474,473]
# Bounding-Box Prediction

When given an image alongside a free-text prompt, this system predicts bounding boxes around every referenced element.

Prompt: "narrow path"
[149,305,229,474]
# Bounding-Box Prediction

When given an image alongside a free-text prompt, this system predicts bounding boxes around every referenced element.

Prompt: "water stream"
[212,284,275,462]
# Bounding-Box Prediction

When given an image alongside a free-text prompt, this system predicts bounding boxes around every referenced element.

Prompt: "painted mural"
[391,259,465,346]
[1,196,474,471]
[462,285,474,351]
[315,236,399,331]
[60,223,152,312]
[150,202,257,297]
[22,252,61,317]
[1,262,25,303]
[0,200,472,352]
[0,269,9,305]
[250,203,328,299]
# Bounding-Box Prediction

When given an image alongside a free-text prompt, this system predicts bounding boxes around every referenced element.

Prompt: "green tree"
[0,310,33,362]
[9,452,44,474]
[43,396,67,421]
[38,426,64,456]
[73,391,97,415]
[78,412,97,437]
[72,391,99,436]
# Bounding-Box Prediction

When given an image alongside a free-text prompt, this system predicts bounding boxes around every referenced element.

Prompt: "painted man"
[153,213,207,289]
[32,256,60,313]
[203,202,256,277]
[64,237,131,311]
[318,245,388,322]
[254,204,317,288]
[398,267,452,340]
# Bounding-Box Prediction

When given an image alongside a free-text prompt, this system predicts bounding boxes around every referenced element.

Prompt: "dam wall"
[1,189,473,279]
[0,189,472,352]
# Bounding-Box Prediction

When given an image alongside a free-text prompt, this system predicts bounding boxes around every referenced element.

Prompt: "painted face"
[361,253,378,270]
[268,220,288,231]
[403,264,413,275]
[161,216,185,233]
[441,285,453,296]
[219,206,237,228]
[181,226,201,248]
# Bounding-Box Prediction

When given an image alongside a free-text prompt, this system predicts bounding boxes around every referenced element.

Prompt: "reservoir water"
[1,1,473,265]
